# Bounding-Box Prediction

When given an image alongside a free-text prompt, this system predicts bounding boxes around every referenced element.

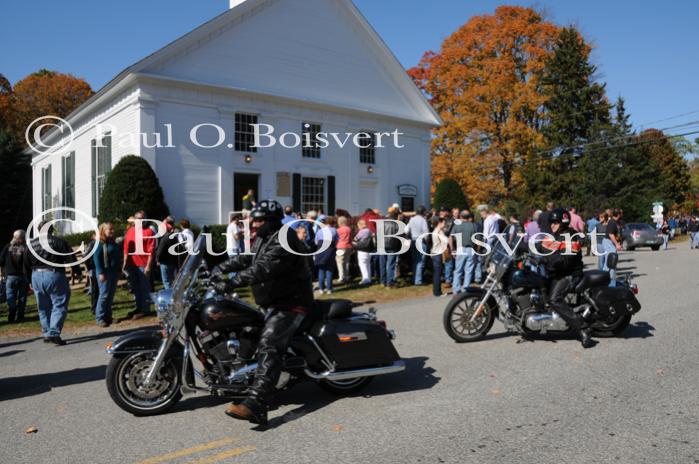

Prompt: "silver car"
[621,223,663,251]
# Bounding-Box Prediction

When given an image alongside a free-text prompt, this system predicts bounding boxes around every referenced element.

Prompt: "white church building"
[30,0,441,230]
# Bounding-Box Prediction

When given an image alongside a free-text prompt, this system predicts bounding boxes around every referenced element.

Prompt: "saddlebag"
[590,285,641,319]
[311,319,400,370]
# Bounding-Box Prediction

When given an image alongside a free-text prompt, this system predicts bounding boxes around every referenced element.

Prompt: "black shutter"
[327,175,335,216]
[91,139,97,217]
[292,173,301,213]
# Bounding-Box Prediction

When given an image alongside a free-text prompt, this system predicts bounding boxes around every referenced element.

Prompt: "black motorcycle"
[443,240,641,343]
[105,234,404,416]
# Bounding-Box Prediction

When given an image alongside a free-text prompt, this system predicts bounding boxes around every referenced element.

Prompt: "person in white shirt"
[178,219,195,253]
[406,206,429,285]
[482,207,502,244]
[226,214,243,257]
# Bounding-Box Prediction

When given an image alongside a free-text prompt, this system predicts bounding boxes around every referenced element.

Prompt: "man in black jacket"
[212,200,313,425]
[541,209,595,349]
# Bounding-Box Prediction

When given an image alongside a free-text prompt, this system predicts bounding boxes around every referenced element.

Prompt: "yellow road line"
[184,446,256,464]
[135,437,239,464]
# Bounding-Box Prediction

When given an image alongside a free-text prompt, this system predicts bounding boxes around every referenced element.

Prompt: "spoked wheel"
[106,352,182,416]
[443,294,496,343]
[592,313,632,337]
[317,376,373,395]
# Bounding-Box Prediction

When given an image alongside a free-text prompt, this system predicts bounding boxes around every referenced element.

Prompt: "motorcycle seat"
[314,299,354,321]
[575,270,611,292]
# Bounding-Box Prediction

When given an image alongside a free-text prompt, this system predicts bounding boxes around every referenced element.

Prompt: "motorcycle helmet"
[550,208,571,229]
[250,199,284,221]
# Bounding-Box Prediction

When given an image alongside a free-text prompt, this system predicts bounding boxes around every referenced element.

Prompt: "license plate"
[645,241,656,244]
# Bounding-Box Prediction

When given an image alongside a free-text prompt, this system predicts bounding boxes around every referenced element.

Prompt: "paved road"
[1,245,698,464]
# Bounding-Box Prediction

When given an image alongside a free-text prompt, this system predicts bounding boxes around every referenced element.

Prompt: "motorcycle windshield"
[170,234,205,312]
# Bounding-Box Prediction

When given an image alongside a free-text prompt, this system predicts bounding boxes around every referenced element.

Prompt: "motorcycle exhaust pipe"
[304,360,406,381]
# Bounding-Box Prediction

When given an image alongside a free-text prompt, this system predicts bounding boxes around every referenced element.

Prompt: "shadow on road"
[0,365,106,402]
[621,321,655,339]
[0,337,42,349]
[249,356,439,431]
[0,349,25,358]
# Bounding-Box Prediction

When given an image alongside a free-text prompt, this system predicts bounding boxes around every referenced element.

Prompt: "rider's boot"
[578,328,596,349]
[225,396,268,426]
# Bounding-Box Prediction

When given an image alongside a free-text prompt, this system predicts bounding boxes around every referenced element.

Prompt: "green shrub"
[433,178,469,211]
[98,155,169,224]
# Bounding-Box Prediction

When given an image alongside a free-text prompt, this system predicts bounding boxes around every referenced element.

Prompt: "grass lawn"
[0,276,441,338]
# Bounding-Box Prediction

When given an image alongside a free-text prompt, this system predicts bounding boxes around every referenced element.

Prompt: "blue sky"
[1,0,697,133]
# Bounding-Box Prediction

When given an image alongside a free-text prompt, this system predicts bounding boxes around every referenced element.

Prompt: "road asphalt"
[1,244,698,464]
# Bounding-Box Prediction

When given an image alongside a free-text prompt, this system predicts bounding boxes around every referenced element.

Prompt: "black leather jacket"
[217,226,313,309]
[540,231,583,279]
[25,235,73,276]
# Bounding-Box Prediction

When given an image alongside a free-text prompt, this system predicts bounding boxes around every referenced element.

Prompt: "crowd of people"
[0,211,196,344]
[0,195,689,344]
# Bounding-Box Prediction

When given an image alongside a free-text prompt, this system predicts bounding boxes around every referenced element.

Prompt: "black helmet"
[550,208,571,228]
[250,199,284,221]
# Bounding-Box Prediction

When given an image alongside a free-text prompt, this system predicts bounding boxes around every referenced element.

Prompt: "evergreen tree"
[98,155,169,223]
[0,128,32,241]
[527,27,611,205]
[433,178,469,211]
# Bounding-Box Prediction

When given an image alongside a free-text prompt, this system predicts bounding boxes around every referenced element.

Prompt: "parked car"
[621,223,663,251]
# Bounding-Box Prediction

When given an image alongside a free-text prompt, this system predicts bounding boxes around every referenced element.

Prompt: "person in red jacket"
[122,213,156,319]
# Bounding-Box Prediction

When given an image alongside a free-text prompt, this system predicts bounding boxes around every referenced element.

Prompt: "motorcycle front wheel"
[106,352,183,416]
[443,293,496,343]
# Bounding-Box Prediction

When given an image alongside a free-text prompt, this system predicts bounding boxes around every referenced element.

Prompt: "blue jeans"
[5,275,28,321]
[443,258,454,283]
[379,254,397,285]
[452,247,476,293]
[160,264,176,290]
[411,239,427,285]
[432,255,443,296]
[317,266,333,292]
[599,239,617,286]
[96,271,119,323]
[126,265,151,312]
[32,270,70,338]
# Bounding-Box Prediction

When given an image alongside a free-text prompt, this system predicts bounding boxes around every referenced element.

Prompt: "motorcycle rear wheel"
[106,352,183,416]
[592,314,632,337]
[443,293,496,343]
[317,376,373,395]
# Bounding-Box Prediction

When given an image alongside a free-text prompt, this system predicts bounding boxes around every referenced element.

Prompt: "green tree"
[0,128,32,241]
[638,129,690,208]
[433,178,469,210]
[523,27,611,205]
[98,155,169,223]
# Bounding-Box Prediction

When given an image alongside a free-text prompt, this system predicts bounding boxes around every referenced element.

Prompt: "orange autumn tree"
[2,69,93,145]
[408,6,561,205]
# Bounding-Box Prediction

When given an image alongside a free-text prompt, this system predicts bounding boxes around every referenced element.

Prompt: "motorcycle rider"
[211,200,314,425]
[540,208,596,349]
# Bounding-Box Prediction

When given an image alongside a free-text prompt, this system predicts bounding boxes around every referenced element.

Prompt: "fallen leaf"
[55,405,66,413]
[25,427,38,434]
[332,424,343,432]
[656,368,665,377]
[490,389,502,396]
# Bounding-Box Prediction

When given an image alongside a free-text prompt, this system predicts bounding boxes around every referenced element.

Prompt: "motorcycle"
[105,233,404,416]
[443,239,641,343]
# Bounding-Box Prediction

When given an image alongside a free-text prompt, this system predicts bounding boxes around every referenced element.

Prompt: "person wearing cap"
[211,199,313,426]
[0,230,31,323]
[25,221,73,345]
